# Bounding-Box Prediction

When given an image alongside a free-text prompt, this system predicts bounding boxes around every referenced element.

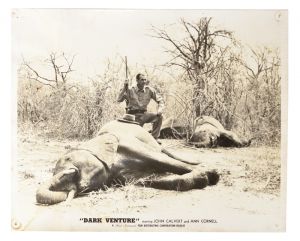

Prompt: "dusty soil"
[12,135,285,232]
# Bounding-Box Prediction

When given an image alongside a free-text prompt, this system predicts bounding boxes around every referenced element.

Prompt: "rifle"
[125,56,128,81]
[124,56,129,113]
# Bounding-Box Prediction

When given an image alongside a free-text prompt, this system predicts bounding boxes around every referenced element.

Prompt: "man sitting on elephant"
[117,73,164,142]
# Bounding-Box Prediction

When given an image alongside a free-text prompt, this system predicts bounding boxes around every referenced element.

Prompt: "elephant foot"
[191,169,220,188]
[205,170,220,185]
[245,139,252,147]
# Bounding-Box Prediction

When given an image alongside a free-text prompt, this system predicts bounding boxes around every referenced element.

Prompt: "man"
[117,73,164,141]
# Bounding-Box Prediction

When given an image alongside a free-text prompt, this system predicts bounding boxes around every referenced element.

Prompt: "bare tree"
[151,17,235,117]
[23,52,76,92]
[240,47,281,142]
[19,52,79,134]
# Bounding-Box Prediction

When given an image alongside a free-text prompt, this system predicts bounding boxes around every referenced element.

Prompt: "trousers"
[133,112,163,139]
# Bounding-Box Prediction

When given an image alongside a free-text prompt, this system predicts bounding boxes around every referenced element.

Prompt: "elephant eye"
[65,157,72,162]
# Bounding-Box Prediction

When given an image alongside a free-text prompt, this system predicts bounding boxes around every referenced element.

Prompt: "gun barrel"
[125,56,128,79]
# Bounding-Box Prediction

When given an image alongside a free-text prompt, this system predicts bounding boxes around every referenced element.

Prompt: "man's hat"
[117,114,140,125]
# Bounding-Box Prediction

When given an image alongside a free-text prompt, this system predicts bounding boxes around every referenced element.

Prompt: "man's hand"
[124,79,129,89]
[157,109,163,116]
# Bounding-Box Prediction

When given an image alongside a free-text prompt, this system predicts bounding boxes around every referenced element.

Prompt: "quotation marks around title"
[79,217,218,228]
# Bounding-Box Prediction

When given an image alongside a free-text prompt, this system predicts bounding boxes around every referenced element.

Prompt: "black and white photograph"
[11,8,287,232]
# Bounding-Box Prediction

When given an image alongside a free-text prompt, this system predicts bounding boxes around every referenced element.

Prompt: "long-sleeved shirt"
[117,85,165,113]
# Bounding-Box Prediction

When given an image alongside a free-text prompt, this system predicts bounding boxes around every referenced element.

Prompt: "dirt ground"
[12,134,285,232]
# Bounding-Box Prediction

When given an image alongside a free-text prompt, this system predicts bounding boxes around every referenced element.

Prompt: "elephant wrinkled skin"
[36,119,219,205]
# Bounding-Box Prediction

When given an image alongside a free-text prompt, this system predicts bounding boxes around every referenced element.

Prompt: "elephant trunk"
[36,169,77,205]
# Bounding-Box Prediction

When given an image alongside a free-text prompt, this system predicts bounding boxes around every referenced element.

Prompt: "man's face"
[137,75,147,89]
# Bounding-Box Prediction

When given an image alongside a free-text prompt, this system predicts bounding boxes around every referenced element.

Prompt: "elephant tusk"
[62,168,77,175]
[65,189,77,204]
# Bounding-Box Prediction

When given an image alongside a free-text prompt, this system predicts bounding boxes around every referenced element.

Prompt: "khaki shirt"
[117,85,164,113]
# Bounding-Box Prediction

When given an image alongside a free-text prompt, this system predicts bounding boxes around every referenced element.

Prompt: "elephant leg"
[118,138,195,175]
[139,169,219,191]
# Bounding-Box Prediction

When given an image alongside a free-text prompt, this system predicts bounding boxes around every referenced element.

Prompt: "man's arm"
[117,79,129,102]
[151,88,165,115]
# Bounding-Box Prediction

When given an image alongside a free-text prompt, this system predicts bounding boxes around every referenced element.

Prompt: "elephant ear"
[36,169,77,205]
[80,133,119,168]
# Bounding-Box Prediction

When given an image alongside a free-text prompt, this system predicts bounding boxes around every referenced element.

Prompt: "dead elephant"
[189,116,251,148]
[36,114,219,205]
[159,117,187,139]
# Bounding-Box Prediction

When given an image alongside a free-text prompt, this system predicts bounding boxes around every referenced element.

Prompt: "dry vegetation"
[17,18,281,145]
[13,17,284,231]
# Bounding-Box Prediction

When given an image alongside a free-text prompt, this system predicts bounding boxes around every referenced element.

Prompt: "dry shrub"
[17,54,128,139]
[18,47,281,146]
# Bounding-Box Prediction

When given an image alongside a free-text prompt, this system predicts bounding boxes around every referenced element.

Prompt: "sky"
[12,9,287,82]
